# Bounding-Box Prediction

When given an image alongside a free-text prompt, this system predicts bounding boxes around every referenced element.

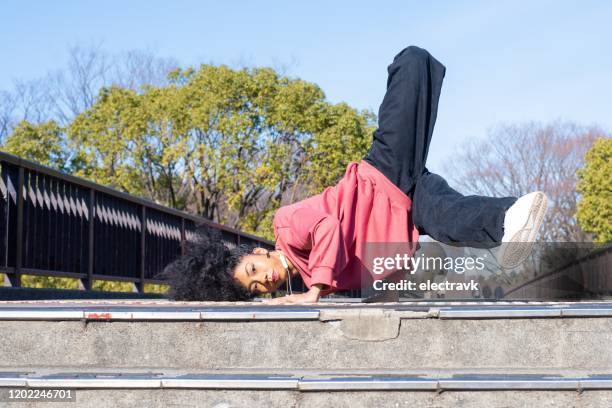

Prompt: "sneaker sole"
[499,192,548,269]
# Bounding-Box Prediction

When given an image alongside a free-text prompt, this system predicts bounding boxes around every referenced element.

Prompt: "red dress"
[273,159,419,294]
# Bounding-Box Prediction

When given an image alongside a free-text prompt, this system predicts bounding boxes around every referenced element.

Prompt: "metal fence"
[0,151,276,293]
[504,245,612,300]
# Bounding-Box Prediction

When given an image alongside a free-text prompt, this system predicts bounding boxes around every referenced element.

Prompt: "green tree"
[577,137,612,243]
[2,120,69,170]
[2,63,375,289]
[302,102,375,194]
[92,280,135,293]
[444,122,603,242]
[68,65,375,239]
[68,87,149,195]
[21,275,81,290]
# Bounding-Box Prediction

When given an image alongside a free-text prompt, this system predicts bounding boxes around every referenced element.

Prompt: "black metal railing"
[504,245,612,299]
[0,151,276,293]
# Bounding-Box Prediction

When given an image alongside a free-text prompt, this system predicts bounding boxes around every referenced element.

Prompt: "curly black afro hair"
[157,226,255,301]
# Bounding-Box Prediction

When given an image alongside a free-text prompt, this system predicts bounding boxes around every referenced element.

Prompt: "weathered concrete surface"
[0,317,611,370]
[333,309,401,341]
[4,389,612,408]
[1,303,611,407]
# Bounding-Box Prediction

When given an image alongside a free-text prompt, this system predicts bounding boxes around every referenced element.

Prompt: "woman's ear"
[252,247,269,255]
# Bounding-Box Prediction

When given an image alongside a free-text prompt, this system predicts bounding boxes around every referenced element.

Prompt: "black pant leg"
[365,46,516,246]
[363,45,446,196]
[412,171,517,247]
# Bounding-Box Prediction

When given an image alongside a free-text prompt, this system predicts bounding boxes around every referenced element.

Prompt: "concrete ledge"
[0,301,611,321]
[298,376,438,391]
[1,308,610,370]
[161,375,298,389]
[439,377,580,390]
[198,310,320,320]
[0,310,85,320]
[26,377,162,388]
[1,372,612,391]
[8,388,609,408]
[437,308,563,319]
[0,309,321,321]
[318,308,435,321]
[561,308,612,317]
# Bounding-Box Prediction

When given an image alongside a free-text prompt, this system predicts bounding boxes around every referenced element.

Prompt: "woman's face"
[232,248,288,295]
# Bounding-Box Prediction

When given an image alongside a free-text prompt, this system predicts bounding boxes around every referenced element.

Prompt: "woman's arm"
[264,283,324,304]
[275,206,349,290]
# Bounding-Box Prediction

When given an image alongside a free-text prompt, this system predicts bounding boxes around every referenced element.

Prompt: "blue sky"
[2,0,611,174]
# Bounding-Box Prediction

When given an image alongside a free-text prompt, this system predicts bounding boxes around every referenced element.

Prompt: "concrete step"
[3,368,612,390]
[0,300,611,371]
[0,369,611,407]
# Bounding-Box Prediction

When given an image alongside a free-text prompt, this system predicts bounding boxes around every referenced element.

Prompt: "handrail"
[0,150,274,293]
[503,244,612,297]
[0,151,274,245]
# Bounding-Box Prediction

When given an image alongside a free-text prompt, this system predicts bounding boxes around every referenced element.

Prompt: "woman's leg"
[363,45,445,195]
[364,46,517,247]
[412,171,516,247]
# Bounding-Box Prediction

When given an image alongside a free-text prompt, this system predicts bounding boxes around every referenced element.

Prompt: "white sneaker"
[497,191,548,269]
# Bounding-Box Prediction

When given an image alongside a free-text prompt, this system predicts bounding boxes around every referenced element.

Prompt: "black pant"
[364,46,517,247]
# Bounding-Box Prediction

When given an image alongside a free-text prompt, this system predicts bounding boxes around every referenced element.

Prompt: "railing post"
[13,167,24,288]
[85,189,95,290]
[138,205,146,293]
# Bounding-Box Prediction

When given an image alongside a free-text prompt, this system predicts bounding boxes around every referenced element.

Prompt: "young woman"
[162,46,548,303]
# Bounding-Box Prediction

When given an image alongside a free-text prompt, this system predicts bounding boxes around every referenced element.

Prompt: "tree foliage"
[67,65,374,239]
[0,49,374,292]
[21,275,81,290]
[2,120,69,170]
[444,121,606,242]
[576,137,612,243]
[2,63,374,242]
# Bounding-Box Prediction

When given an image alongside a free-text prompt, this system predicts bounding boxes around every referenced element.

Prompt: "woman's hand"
[264,284,323,305]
